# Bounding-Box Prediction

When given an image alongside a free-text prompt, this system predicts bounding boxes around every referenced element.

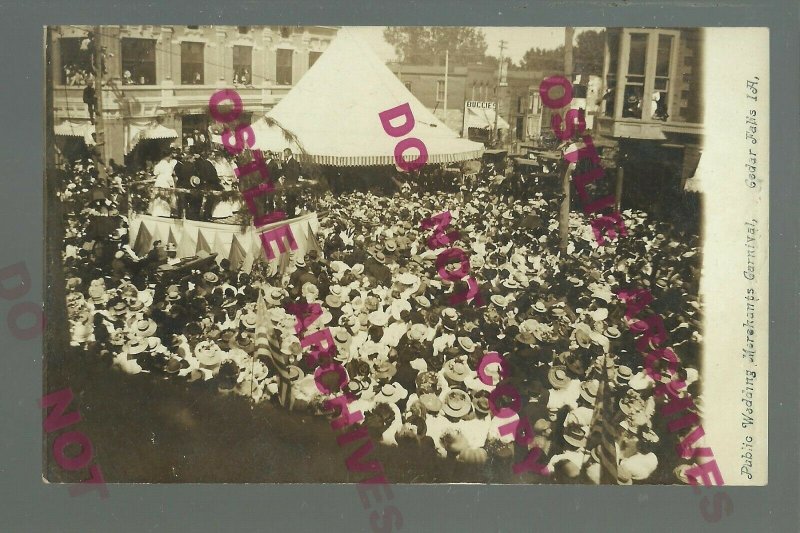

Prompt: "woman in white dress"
[211,150,240,219]
[150,154,175,217]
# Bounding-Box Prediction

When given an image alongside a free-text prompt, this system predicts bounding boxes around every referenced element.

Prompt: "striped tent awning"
[249,28,485,167]
[54,121,96,145]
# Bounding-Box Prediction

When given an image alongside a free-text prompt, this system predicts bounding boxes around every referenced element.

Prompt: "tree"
[384,27,489,65]
[518,46,565,72]
[574,30,606,76]
[518,29,607,75]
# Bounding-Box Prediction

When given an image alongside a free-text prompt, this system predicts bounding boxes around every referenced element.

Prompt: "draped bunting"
[132,221,153,256]
[128,213,321,270]
[196,229,212,255]
[228,234,247,271]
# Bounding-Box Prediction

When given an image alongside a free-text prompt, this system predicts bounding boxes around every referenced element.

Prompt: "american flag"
[588,355,621,484]
[256,289,293,409]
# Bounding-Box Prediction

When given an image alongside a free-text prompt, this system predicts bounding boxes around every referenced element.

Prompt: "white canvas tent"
[250,29,484,166]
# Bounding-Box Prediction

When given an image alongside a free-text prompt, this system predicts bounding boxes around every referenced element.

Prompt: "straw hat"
[166,285,181,302]
[580,379,600,404]
[418,392,442,413]
[533,301,547,313]
[241,312,258,330]
[490,294,508,308]
[265,287,284,306]
[441,389,472,419]
[414,295,431,308]
[547,366,571,389]
[472,394,490,415]
[368,309,389,327]
[615,365,633,385]
[563,423,589,448]
[195,341,222,370]
[131,318,157,338]
[604,326,622,339]
[375,382,407,404]
[287,365,305,382]
[373,360,397,380]
[457,336,476,353]
[443,359,470,383]
[230,331,256,354]
[325,293,343,308]
[125,338,148,355]
[575,328,593,349]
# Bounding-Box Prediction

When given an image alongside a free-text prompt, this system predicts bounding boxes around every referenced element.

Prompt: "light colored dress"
[150,169,175,217]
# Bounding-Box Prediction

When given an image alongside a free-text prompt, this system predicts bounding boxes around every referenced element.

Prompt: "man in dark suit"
[195,150,222,218]
[264,151,282,215]
[282,148,300,185]
[282,149,301,218]
[173,150,195,218]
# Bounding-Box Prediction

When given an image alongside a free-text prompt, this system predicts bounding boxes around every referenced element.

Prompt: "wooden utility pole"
[559,27,575,252]
[493,40,506,145]
[443,49,449,126]
[92,26,107,181]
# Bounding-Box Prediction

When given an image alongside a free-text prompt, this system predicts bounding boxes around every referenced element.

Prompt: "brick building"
[49,25,339,164]
[390,62,550,149]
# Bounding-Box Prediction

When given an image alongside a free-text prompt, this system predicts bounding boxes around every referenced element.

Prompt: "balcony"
[595,116,704,141]
[53,83,294,122]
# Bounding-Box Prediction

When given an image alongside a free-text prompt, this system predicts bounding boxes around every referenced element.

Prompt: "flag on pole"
[255,289,293,409]
[588,356,621,484]
[305,221,324,258]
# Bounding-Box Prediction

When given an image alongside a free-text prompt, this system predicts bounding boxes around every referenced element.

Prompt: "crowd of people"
[135,145,310,222]
[57,147,704,484]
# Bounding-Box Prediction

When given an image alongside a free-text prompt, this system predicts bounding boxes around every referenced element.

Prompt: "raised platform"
[128,212,322,272]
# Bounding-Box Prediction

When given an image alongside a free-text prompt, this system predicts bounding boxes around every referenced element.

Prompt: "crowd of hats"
[59,156,704,484]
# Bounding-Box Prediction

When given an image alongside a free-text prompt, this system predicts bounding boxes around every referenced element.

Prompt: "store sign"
[465,101,496,109]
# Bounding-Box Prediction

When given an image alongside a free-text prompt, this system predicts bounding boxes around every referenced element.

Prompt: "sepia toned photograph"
[43,24,767,494]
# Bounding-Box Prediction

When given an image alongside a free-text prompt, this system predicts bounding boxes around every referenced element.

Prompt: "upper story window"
[60,37,93,85]
[280,26,292,39]
[181,41,204,85]
[237,26,249,35]
[308,51,322,68]
[233,45,252,85]
[436,80,445,103]
[121,38,156,85]
[276,48,293,85]
[607,29,677,122]
[528,91,541,113]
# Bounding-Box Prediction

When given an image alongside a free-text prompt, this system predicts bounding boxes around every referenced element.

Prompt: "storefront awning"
[54,121,96,146]
[464,106,510,131]
[126,123,179,154]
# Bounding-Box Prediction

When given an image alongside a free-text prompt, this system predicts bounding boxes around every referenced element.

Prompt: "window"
[614,29,677,121]
[237,26,249,34]
[404,81,412,91]
[59,37,92,85]
[528,91,541,113]
[276,48,293,85]
[121,38,156,85]
[233,45,252,85]
[517,96,523,114]
[187,26,199,30]
[622,33,647,118]
[308,51,322,69]
[652,34,673,121]
[436,81,445,103]
[181,41,204,84]
[280,26,292,39]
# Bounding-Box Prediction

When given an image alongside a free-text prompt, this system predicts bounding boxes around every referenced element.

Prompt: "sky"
[345,26,604,65]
